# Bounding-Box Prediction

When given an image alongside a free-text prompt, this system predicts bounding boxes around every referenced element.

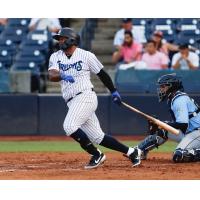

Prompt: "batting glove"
[111,91,122,105]
[60,73,75,83]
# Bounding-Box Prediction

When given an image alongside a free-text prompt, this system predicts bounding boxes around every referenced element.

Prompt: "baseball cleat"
[84,153,106,169]
[129,146,142,167]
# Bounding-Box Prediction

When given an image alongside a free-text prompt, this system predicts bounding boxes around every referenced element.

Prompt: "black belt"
[67,88,94,103]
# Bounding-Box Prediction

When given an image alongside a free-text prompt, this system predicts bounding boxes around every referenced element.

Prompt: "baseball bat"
[122,102,180,135]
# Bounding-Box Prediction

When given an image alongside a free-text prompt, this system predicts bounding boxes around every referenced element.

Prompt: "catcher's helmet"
[53,27,80,50]
[157,73,184,102]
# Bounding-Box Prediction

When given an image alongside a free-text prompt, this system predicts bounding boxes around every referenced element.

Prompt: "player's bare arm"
[185,58,198,70]
[48,69,61,82]
[173,57,182,69]
[49,69,75,83]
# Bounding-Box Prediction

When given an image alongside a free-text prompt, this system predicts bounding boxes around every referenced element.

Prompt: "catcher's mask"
[157,73,184,102]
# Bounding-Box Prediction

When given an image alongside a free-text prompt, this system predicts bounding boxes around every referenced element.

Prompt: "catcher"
[133,73,200,164]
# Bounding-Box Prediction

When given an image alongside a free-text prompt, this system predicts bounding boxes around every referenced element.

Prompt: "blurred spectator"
[112,30,142,64]
[141,39,169,70]
[152,30,179,56]
[29,18,61,33]
[113,18,146,49]
[172,43,199,70]
[0,18,7,25]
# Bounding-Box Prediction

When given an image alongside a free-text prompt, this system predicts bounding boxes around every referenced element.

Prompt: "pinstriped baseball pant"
[63,90,105,144]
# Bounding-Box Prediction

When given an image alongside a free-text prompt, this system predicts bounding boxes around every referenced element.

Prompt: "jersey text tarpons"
[58,60,83,71]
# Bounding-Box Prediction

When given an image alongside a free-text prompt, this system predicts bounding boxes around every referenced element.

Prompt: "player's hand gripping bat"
[122,102,180,135]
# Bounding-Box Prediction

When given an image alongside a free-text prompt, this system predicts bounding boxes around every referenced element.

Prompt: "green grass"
[0,140,177,153]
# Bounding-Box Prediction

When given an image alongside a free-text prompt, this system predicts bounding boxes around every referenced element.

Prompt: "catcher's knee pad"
[138,134,167,152]
[172,148,200,163]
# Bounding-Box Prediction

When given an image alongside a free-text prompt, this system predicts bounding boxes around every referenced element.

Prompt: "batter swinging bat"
[122,102,180,135]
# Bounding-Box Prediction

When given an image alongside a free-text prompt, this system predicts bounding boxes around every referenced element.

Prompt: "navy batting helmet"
[157,73,184,102]
[53,27,80,50]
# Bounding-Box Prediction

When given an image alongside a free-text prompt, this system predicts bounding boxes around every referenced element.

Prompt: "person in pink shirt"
[142,39,169,69]
[112,30,142,64]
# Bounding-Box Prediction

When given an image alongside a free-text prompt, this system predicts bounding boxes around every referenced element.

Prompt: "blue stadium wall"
[0,94,200,136]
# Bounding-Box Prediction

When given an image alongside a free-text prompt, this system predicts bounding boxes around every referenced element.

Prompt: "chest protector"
[167,91,200,121]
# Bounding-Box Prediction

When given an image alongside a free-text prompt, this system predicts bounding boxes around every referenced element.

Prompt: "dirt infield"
[0,152,199,180]
[0,136,199,180]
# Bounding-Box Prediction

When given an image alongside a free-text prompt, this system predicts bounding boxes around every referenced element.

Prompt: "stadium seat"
[176,19,200,31]
[12,61,40,75]
[145,30,175,42]
[132,18,148,26]
[179,29,200,36]
[7,18,30,28]
[175,30,200,45]
[162,30,176,42]
[180,18,199,25]
[0,39,17,56]
[0,34,27,44]
[151,19,176,32]
[1,26,28,35]
[0,27,27,44]
[174,35,197,45]
[18,48,43,57]
[19,39,49,54]
[20,38,49,47]
[15,53,45,66]
[152,18,175,25]
[27,30,52,42]
[0,49,12,67]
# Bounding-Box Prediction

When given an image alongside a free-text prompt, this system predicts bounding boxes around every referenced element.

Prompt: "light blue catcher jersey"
[171,92,200,133]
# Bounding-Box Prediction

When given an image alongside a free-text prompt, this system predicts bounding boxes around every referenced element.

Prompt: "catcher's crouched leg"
[173,148,200,163]
[138,130,168,160]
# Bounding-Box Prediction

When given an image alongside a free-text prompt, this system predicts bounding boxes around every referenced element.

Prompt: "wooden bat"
[122,102,180,135]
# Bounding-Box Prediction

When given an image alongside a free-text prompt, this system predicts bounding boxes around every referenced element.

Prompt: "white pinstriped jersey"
[48,48,103,101]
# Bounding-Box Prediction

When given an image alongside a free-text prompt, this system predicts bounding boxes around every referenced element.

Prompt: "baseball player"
[133,73,200,164]
[48,27,141,169]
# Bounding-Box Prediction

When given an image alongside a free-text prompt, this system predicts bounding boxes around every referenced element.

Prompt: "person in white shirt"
[172,43,199,70]
[29,18,61,33]
[113,18,146,49]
